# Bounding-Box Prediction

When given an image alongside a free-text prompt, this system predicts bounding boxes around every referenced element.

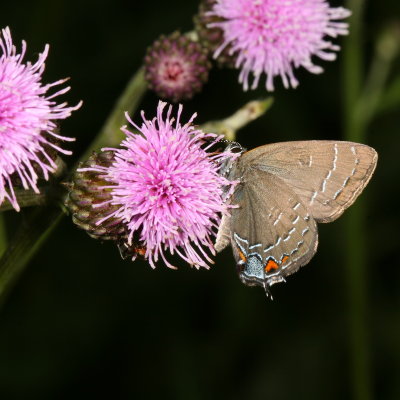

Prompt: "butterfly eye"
[228,142,245,154]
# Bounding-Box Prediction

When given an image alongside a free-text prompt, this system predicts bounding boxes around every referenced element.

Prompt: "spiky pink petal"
[0,27,81,211]
[80,101,237,269]
[209,0,351,91]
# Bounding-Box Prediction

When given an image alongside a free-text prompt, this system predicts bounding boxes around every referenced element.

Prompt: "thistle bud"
[194,0,236,68]
[65,151,126,241]
[144,31,211,102]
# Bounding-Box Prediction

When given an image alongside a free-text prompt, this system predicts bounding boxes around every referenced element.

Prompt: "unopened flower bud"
[144,32,211,102]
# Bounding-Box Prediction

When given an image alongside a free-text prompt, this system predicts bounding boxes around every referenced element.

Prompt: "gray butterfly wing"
[229,168,318,287]
[240,141,377,222]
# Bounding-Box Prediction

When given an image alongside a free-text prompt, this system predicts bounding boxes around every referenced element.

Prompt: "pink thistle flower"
[208,0,351,91]
[80,101,237,269]
[0,27,81,211]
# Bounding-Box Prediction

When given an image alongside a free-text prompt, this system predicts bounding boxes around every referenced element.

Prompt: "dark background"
[0,1,399,399]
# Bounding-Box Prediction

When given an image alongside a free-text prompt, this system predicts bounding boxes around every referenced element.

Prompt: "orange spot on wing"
[265,259,279,272]
[281,255,289,264]
[136,246,147,257]
[238,250,247,262]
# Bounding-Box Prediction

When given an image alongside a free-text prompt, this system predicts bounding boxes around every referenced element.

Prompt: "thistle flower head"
[79,101,237,269]
[0,27,81,211]
[208,0,351,91]
[144,32,211,102]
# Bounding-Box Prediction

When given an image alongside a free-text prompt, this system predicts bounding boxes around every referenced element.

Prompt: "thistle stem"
[0,190,48,212]
[0,215,6,257]
[342,1,370,399]
[201,98,274,141]
[343,5,398,400]
[0,207,62,305]
[80,68,147,163]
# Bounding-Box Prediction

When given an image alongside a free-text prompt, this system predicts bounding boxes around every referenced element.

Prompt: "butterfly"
[215,141,378,296]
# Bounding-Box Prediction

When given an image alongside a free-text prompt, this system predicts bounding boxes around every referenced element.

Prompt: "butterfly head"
[219,141,245,180]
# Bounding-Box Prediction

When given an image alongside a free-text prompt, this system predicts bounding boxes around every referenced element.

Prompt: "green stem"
[343,0,365,126]
[80,67,147,163]
[342,7,398,400]
[200,98,274,141]
[0,190,47,212]
[356,25,400,127]
[0,66,148,307]
[0,207,62,306]
[377,74,400,114]
[342,1,371,400]
[0,214,6,257]
[355,57,390,134]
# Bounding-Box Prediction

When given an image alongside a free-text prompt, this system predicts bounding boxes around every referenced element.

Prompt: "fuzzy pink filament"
[209,0,351,91]
[81,101,237,269]
[0,27,81,211]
